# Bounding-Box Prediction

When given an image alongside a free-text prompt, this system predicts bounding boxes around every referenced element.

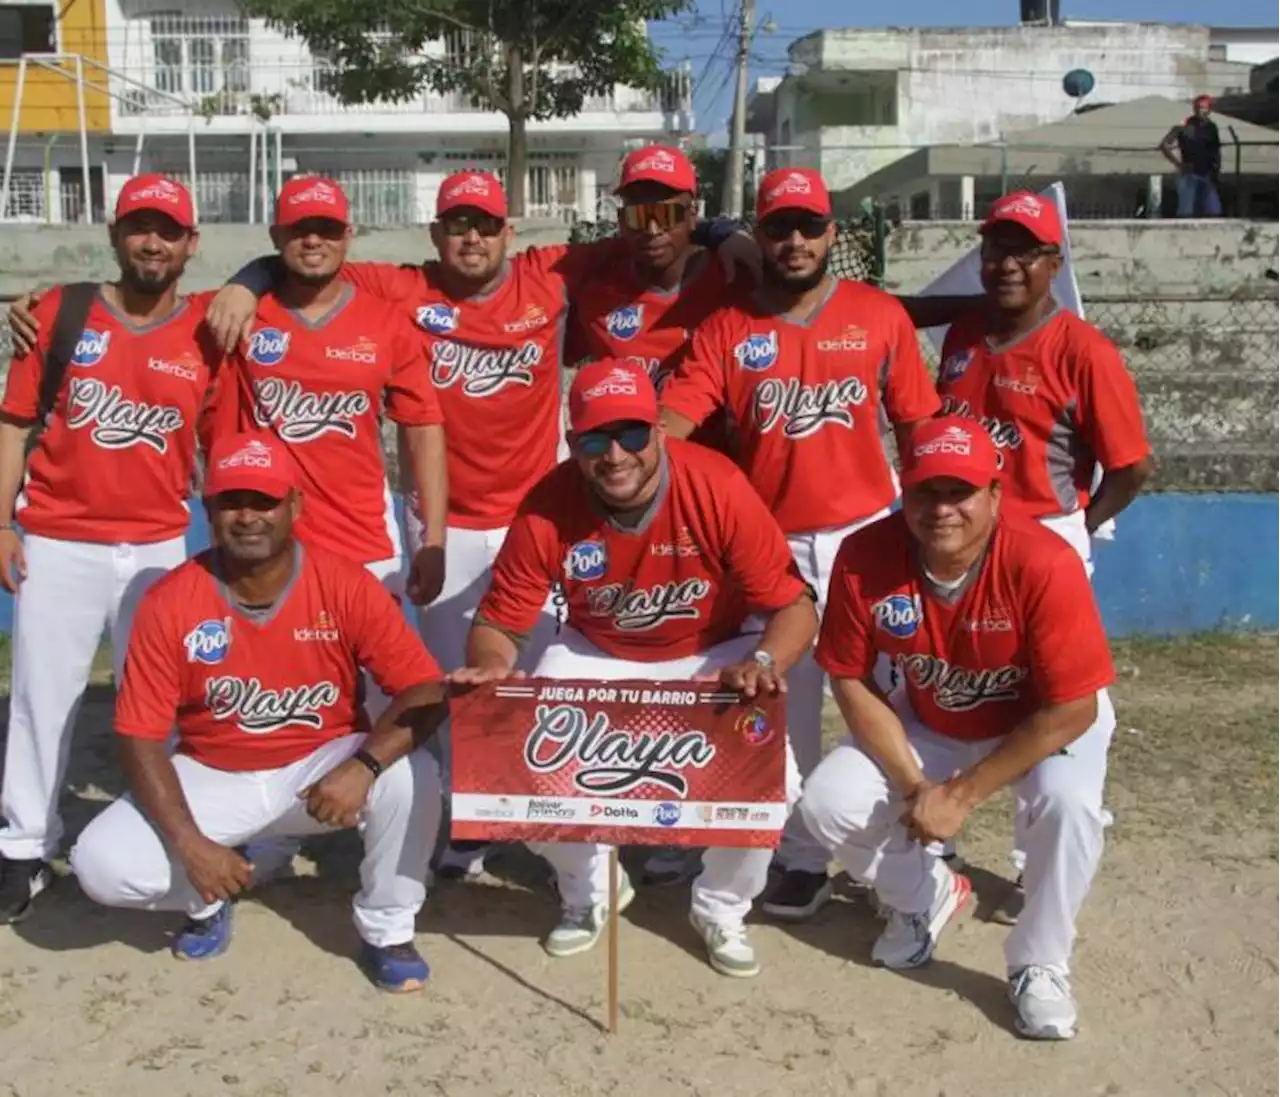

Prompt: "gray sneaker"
[1009,965,1078,1040]
[872,868,972,969]
[688,912,761,978]
[543,874,636,958]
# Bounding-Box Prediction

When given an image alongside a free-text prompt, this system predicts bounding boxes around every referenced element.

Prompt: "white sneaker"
[872,868,972,969]
[1009,965,1078,1040]
[543,874,636,958]
[688,913,761,978]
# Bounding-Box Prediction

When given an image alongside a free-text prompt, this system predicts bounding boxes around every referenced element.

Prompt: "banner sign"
[449,678,786,849]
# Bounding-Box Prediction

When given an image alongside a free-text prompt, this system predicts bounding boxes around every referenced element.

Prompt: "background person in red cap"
[660,165,940,920]
[1160,95,1222,218]
[452,359,818,979]
[205,167,757,882]
[0,173,226,924]
[68,431,449,993]
[797,414,1117,1042]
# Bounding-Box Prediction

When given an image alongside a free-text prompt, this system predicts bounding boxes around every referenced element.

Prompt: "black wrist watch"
[352,749,383,778]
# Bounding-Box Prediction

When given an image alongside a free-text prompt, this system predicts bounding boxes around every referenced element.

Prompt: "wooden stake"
[607,845,620,1034]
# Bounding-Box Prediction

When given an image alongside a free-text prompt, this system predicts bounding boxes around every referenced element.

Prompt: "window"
[148,14,250,101]
[0,5,55,61]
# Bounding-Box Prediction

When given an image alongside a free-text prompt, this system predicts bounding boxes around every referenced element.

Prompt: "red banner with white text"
[448,679,786,849]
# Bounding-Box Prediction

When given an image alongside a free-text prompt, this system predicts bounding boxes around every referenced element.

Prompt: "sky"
[647,0,1279,141]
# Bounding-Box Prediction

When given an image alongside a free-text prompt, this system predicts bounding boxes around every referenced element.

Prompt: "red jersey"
[567,253,742,455]
[661,278,940,534]
[1,287,221,544]
[333,241,623,530]
[817,513,1114,742]
[114,543,441,771]
[225,284,441,564]
[937,307,1151,520]
[477,438,807,661]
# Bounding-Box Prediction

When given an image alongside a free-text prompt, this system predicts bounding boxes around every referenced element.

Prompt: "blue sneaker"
[360,941,429,993]
[171,903,233,961]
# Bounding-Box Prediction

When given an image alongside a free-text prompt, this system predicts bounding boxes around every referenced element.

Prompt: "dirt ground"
[0,634,1276,1097]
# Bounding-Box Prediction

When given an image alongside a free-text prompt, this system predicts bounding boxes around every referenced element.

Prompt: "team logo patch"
[653,802,681,827]
[417,304,460,335]
[873,594,922,639]
[565,540,608,581]
[733,331,779,372]
[940,349,974,382]
[184,617,232,665]
[71,329,110,367]
[247,328,290,367]
[605,305,644,342]
[737,707,773,746]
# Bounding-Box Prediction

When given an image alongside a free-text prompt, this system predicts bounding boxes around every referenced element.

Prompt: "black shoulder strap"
[38,281,98,426]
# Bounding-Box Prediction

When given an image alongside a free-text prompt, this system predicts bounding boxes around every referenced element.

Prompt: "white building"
[746,21,1275,195]
[4,0,694,224]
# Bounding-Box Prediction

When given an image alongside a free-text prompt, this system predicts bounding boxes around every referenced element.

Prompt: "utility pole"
[722,0,754,218]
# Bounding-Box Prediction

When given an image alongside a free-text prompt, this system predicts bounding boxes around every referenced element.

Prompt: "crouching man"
[797,416,1116,1039]
[452,360,817,978]
[69,432,447,993]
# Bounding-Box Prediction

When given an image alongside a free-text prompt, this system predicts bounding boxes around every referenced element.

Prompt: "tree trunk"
[506,43,527,218]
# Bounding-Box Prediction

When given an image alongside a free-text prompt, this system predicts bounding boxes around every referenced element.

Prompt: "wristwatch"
[751,649,776,670]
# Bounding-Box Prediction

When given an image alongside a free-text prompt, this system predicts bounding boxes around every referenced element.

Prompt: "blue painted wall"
[0,493,1274,640]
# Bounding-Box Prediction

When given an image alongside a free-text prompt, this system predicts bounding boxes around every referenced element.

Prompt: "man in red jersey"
[452,360,817,978]
[928,191,1152,923]
[660,167,941,920]
[797,416,1116,1041]
[0,175,224,924]
[565,145,741,457]
[204,169,754,879]
[69,433,447,992]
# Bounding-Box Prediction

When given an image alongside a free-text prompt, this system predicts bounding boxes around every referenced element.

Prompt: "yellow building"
[0,0,111,134]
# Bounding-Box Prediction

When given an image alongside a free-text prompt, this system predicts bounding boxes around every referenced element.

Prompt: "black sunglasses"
[573,423,652,458]
[439,212,506,238]
[759,213,831,241]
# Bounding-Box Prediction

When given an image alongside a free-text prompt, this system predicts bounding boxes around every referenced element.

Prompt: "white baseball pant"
[68,734,441,947]
[777,510,891,874]
[528,628,802,928]
[0,532,187,861]
[798,693,1115,975]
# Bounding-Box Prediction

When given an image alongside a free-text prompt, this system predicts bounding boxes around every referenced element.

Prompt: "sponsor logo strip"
[451,794,787,830]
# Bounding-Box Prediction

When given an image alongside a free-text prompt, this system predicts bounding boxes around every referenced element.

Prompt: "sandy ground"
[0,635,1276,1097]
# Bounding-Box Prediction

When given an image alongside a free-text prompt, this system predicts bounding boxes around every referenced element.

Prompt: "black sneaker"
[0,857,54,925]
[761,869,834,922]
[992,873,1024,926]
[435,840,490,881]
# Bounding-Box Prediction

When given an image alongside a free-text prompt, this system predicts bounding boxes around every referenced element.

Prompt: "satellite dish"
[1063,69,1095,99]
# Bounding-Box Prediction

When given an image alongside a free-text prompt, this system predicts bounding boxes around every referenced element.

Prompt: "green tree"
[239,0,692,216]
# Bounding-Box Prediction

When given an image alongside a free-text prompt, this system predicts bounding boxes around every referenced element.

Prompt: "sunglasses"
[439,212,506,238]
[573,423,652,458]
[619,201,692,232]
[283,217,347,240]
[759,214,832,241]
[980,240,1059,266]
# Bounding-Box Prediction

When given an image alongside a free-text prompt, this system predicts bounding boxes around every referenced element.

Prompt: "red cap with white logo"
[980,191,1063,247]
[614,145,697,194]
[755,167,832,220]
[436,170,508,219]
[114,173,196,230]
[568,360,659,434]
[900,416,1000,489]
[203,432,295,500]
[274,175,350,227]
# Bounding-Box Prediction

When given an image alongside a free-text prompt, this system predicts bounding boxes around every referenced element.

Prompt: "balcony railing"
[109,55,668,120]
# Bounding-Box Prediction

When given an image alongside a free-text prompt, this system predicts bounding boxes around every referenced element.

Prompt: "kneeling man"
[70,433,447,992]
[798,416,1115,1039]
[454,360,817,978]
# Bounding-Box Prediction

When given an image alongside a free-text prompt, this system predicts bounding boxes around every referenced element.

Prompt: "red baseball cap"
[980,191,1063,248]
[203,433,295,500]
[436,171,508,219]
[114,174,196,230]
[614,145,697,194]
[568,360,659,435]
[900,416,1000,489]
[755,168,832,220]
[274,175,350,227]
